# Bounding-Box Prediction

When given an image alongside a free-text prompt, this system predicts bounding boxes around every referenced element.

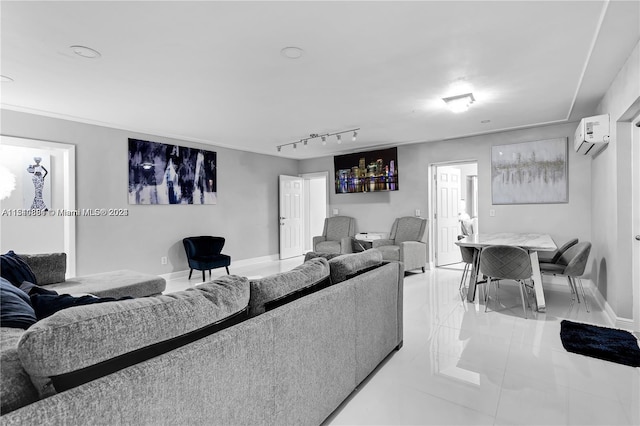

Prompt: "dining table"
[456,233,557,313]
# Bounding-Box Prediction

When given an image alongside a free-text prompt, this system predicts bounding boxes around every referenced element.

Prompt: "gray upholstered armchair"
[373,217,427,272]
[312,216,356,254]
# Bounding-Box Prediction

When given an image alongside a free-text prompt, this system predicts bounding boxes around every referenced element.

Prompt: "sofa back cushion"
[303,252,344,262]
[17,275,250,397]
[18,253,67,285]
[249,258,330,317]
[328,249,384,284]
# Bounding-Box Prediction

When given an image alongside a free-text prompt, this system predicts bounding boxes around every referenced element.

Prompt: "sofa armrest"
[340,237,353,254]
[399,241,427,271]
[372,239,394,248]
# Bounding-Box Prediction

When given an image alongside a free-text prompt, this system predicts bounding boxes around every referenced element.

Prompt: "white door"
[436,166,462,266]
[279,175,304,259]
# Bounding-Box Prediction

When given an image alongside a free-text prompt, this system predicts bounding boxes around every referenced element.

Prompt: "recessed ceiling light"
[70,45,101,59]
[280,46,304,59]
[1,75,14,83]
[481,119,491,124]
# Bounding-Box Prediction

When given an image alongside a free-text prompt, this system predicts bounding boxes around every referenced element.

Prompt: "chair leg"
[202,270,206,282]
[209,270,212,279]
[422,266,426,273]
[576,277,590,312]
[485,277,492,312]
[568,276,579,303]
[188,269,193,280]
[225,266,230,275]
[518,280,528,319]
[459,264,469,291]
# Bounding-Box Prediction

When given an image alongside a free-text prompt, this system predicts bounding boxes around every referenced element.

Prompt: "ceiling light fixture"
[442,92,475,113]
[276,128,360,152]
[352,131,358,141]
[70,45,101,59]
[280,46,304,59]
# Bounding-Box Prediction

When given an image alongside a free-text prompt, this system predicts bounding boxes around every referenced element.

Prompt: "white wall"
[593,40,640,320]
[299,122,593,265]
[1,109,299,276]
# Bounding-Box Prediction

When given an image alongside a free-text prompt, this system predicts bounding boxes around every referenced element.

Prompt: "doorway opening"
[278,172,329,260]
[301,172,329,252]
[432,161,478,268]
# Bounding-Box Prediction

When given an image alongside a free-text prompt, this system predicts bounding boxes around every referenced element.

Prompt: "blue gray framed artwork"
[128,138,217,205]
[334,147,398,193]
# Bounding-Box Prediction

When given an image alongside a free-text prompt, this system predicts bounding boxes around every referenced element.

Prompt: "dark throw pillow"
[1,251,38,287]
[0,278,37,329]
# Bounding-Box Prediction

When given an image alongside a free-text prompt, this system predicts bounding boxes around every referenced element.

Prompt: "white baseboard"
[548,276,636,330]
[160,254,280,281]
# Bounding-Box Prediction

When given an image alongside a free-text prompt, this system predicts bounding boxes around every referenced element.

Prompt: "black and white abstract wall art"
[128,138,217,205]
[491,138,568,204]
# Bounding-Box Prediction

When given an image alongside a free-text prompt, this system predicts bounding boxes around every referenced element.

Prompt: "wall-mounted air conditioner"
[574,114,610,155]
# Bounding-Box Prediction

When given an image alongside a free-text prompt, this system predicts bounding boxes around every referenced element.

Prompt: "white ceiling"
[1,1,639,159]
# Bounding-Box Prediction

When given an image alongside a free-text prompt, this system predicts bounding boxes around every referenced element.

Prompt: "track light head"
[337,134,342,144]
[277,146,281,152]
[322,136,327,145]
[352,131,358,141]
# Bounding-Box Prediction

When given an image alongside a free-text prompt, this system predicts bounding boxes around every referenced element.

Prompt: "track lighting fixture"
[275,128,360,152]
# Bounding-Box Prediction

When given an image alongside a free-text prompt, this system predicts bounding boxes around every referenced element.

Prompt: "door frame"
[632,113,640,333]
[429,159,478,268]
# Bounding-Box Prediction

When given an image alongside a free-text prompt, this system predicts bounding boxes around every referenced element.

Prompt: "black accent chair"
[182,236,231,282]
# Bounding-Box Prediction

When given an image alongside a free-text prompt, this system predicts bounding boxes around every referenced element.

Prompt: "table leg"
[466,248,481,302]
[529,251,546,313]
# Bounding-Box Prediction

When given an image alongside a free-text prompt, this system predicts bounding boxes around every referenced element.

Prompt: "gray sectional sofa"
[1,249,404,425]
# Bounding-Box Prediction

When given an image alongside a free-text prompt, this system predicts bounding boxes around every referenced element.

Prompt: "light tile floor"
[166,258,640,426]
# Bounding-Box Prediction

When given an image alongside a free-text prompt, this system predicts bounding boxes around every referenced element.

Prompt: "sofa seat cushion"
[328,249,384,284]
[42,270,166,298]
[315,240,342,254]
[18,275,250,397]
[376,245,400,261]
[0,327,39,414]
[249,258,330,316]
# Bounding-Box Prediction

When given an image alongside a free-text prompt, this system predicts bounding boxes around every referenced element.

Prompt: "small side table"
[353,232,387,252]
